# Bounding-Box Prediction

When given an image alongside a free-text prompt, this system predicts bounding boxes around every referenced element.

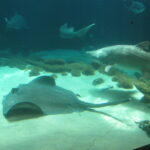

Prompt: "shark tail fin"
[136,41,150,52]
[76,23,95,38]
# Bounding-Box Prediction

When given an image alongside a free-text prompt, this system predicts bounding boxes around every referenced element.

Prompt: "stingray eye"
[11,88,19,94]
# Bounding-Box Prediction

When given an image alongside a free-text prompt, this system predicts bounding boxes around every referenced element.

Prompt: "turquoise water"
[0,50,150,150]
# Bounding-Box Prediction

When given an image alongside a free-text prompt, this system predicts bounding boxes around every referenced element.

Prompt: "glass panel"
[0,0,150,149]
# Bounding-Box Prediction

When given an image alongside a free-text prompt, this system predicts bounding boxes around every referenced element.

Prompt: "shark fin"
[136,41,150,52]
[59,23,74,33]
[76,23,95,38]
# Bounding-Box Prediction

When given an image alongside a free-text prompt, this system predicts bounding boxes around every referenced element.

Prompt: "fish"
[4,13,28,30]
[59,23,95,39]
[86,41,150,71]
[124,0,146,14]
[2,76,128,121]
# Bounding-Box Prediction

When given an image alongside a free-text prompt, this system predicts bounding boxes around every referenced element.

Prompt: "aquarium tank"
[0,0,150,150]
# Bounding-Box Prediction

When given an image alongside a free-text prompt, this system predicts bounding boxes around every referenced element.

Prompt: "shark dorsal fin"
[60,23,74,33]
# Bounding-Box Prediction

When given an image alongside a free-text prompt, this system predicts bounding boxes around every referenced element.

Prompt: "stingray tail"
[86,108,126,124]
[79,99,130,108]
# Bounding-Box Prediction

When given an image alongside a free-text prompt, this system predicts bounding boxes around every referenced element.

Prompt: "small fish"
[59,23,95,39]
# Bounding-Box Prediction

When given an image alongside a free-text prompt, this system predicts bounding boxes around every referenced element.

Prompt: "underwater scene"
[0,0,150,150]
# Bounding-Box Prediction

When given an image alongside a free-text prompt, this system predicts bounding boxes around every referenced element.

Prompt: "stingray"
[2,76,129,121]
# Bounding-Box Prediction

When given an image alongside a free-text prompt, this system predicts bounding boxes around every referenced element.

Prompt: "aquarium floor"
[0,66,149,150]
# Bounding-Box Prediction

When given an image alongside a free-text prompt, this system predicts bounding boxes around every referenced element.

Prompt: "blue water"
[0,0,149,53]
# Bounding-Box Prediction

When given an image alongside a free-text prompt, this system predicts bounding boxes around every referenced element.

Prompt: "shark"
[59,23,95,39]
[2,76,128,121]
[86,41,150,72]
[124,0,146,14]
[4,13,28,30]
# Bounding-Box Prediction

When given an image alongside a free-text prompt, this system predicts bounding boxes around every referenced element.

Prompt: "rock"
[82,66,95,75]
[91,61,101,69]
[71,70,81,77]
[29,67,41,77]
[92,78,104,86]
[112,73,133,89]
[134,81,150,95]
[141,95,150,103]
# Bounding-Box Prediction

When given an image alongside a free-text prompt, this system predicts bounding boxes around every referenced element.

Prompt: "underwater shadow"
[5,102,44,122]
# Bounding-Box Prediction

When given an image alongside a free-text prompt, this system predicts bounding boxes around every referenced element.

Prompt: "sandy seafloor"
[0,50,150,150]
